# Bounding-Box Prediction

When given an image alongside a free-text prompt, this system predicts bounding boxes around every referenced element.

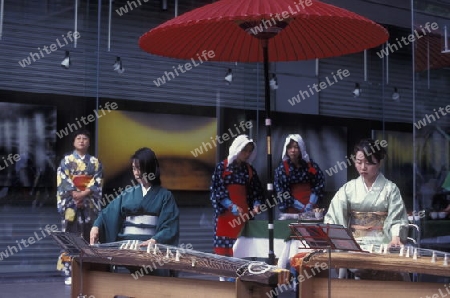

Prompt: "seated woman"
[90,147,179,276]
[324,138,409,280]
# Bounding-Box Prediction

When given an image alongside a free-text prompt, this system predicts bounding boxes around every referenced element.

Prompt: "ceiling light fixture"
[352,82,361,97]
[392,87,400,102]
[224,68,232,85]
[269,73,278,90]
[161,0,168,11]
[442,25,450,54]
[113,57,125,74]
[61,51,71,69]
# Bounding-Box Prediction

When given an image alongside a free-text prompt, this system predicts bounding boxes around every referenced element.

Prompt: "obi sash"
[120,214,158,239]
[71,175,93,191]
[350,211,387,244]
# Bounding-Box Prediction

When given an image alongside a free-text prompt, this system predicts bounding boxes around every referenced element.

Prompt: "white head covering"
[281,134,310,163]
[227,134,257,165]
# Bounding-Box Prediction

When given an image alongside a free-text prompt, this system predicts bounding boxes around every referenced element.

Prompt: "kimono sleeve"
[384,184,408,239]
[324,184,349,228]
[248,164,264,206]
[274,163,295,212]
[56,157,77,214]
[210,162,232,215]
[86,157,103,202]
[153,190,180,245]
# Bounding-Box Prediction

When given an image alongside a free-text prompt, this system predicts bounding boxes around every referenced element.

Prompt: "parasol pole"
[261,38,275,266]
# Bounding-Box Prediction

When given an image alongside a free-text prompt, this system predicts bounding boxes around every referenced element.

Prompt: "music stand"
[289,223,363,251]
[289,223,363,298]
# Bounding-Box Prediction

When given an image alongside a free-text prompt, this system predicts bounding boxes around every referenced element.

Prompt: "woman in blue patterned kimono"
[56,130,103,284]
[90,147,179,276]
[274,134,325,215]
[210,134,264,257]
[324,138,409,280]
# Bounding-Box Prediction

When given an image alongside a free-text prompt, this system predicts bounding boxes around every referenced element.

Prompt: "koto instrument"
[50,232,289,286]
[288,222,450,277]
[301,244,450,277]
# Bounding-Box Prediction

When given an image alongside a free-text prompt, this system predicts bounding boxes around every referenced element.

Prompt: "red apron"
[283,160,314,214]
[214,160,252,256]
[286,183,311,214]
[215,184,249,238]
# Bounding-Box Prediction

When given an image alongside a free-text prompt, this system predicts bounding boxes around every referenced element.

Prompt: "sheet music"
[289,223,363,252]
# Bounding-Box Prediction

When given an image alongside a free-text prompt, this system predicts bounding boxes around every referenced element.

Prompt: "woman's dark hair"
[131,147,161,186]
[72,129,91,142]
[353,138,386,164]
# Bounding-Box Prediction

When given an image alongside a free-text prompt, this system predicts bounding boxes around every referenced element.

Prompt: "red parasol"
[139,0,389,264]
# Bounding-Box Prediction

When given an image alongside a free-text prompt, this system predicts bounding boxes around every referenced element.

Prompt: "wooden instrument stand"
[71,259,275,298]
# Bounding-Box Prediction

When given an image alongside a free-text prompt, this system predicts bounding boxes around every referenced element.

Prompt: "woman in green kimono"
[324,138,408,248]
[324,138,409,280]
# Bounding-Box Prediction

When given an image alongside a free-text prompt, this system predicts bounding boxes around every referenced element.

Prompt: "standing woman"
[210,134,263,257]
[274,134,325,215]
[56,130,103,285]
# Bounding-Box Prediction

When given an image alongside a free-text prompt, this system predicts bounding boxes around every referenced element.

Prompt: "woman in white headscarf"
[210,134,263,257]
[274,134,325,214]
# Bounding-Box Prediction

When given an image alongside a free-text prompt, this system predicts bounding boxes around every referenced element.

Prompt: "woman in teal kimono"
[90,147,179,248]
[324,138,409,280]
